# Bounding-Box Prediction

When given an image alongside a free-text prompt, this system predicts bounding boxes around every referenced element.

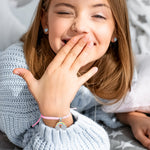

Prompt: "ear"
[111,31,117,43]
[41,9,48,34]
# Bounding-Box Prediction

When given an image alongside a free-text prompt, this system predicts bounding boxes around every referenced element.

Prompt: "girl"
[0,0,133,149]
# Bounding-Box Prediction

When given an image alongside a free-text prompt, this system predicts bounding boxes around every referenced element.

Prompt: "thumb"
[134,129,150,149]
[13,68,37,91]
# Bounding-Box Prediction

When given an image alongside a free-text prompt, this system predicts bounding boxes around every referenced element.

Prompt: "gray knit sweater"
[0,42,110,150]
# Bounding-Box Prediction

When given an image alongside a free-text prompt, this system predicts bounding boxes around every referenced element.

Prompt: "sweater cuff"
[38,109,110,150]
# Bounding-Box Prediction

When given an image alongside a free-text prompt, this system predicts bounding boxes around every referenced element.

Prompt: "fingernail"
[87,41,93,48]
[93,67,98,73]
[13,71,20,75]
[72,34,85,42]
[83,36,88,42]
[72,37,78,42]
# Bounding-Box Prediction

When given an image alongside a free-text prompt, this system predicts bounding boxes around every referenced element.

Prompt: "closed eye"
[92,15,106,20]
[57,12,72,15]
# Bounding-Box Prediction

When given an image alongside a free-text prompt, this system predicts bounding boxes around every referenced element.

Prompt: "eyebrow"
[92,4,110,9]
[54,3,74,9]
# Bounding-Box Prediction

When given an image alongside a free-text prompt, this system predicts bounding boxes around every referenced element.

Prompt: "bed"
[0,125,146,150]
[0,0,149,149]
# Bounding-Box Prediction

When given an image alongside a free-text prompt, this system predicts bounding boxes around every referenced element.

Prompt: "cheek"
[48,18,70,38]
[93,26,114,59]
[47,20,65,52]
[98,25,114,47]
[98,25,114,42]
[48,18,71,52]
[48,22,62,38]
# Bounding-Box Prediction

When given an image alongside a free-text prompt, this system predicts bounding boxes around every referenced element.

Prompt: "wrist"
[40,105,70,117]
[43,114,73,128]
[116,111,147,126]
[32,108,73,128]
[126,111,147,126]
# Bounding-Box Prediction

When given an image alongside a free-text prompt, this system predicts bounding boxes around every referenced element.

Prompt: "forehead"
[50,0,110,8]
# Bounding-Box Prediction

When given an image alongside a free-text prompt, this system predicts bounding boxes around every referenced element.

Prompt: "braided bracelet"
[32,112,71,130]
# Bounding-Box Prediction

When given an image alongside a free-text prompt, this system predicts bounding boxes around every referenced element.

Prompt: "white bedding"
[127,0,150,54]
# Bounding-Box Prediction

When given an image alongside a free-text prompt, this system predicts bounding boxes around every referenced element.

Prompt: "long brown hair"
[21,0,134,102]
[87,0,134,102]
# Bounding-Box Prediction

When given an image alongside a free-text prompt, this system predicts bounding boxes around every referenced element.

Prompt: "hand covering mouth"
[62,38,97,45]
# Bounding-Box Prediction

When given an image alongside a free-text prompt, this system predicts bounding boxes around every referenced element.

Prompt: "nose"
[71,17,89,34]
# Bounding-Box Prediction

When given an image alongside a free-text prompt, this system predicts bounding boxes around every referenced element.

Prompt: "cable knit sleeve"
[0,43,110,150]
[24,110,110,150]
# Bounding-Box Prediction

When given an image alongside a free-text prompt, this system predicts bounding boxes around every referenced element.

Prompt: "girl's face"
[43,0,115,62]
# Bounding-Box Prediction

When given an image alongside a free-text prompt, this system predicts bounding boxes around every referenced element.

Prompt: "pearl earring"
[44,28,48,33]
[114,37,117,42]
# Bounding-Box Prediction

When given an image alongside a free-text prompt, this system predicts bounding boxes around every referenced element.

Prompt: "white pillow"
[127,0,150,54]
[10,0,39,29]
[102,54,150,113]
[0,0,39,51]
[0,0,26,51]
[10,0,33,7]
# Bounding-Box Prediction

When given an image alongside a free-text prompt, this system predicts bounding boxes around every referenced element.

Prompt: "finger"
[62,36,89,68]
[13,68,37,92]
[78,67,98,86]
[148,129,150,139]
[134,130,150,149]
[48,35,84,70]
[71,41,94,73]
[147,130,150,149]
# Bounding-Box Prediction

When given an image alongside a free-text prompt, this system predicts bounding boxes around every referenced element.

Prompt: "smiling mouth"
[62,39,69,44]
[62,39,96,46]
